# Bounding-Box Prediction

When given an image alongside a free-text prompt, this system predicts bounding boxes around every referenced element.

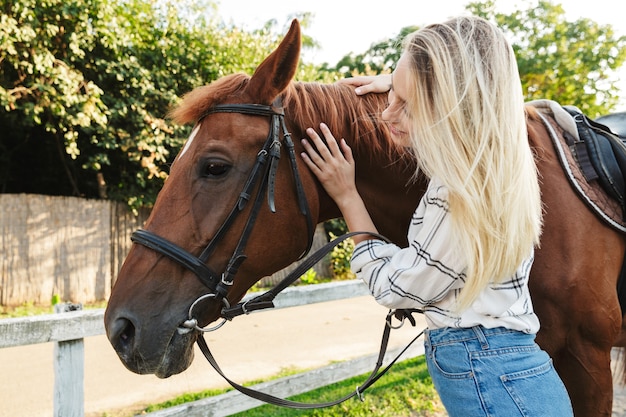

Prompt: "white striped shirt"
[351,177,540,334]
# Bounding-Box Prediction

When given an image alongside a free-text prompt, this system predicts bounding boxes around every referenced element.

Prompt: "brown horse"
[104,20,626,416]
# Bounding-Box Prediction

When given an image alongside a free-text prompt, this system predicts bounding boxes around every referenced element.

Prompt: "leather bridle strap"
[196,101,292,264]
[278,112,316,256]
[221,231,392,319]
[196,231,426,408]
[131,229,221,290]
[197,309,424,409]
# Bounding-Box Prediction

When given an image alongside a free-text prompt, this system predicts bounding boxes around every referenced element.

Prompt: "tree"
[0,0,110,197]
[469,0,626,117]
[331,0,626,117]
[334,26,419,78]
[0,0,334,209]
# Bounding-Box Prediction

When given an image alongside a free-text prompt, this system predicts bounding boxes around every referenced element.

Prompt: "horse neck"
[285,82,424,246]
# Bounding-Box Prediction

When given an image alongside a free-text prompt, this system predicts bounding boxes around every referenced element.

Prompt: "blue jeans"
[424,326,573,417]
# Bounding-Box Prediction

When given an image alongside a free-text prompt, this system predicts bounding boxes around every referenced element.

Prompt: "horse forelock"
[169,74,251,125]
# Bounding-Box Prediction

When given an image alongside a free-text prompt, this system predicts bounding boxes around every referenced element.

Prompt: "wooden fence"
[0,281,425,417]
[0,194,329,307]
[0,194,148,306]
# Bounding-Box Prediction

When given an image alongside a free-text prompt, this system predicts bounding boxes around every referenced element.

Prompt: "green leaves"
[468,0,626,117]
[4,0,622,207]
[331,0,625,118]
[0,0,327,208]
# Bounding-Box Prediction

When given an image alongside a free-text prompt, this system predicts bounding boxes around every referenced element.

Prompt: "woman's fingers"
[302,123,343,165]
[340,137,354,164]
[300,123,357,205]
[318,123,342,155]
[307,123,339,156]
[336,75,392,95]
[300,123,350,179]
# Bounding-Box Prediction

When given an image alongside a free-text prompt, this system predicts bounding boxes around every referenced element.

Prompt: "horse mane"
[283,82,398,157]
[169,74,403,160]
[169,74,250,124]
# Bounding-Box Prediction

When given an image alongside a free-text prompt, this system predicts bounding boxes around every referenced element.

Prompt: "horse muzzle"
[105,307,197,378]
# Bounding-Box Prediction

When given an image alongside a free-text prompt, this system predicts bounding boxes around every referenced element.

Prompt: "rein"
[129,99,424,408]
[200,229,424,409]
[198,307,424,409]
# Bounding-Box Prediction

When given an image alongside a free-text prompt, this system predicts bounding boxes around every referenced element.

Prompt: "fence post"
[53,303,84,417]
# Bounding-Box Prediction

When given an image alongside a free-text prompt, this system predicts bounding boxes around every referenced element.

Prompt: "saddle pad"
[527,99,626,234]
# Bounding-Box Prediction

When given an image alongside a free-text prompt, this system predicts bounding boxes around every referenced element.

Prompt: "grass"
[135,355,444,417]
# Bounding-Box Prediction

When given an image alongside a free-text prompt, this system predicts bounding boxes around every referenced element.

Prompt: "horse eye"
[202,161,230,178]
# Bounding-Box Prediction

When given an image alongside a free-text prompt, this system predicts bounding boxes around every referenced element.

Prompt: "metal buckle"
[177,293,231,334]
[386,309,405,330]
[240,299,252,315]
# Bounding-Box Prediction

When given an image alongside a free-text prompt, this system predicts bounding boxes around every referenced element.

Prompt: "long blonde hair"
[403,16,543,310]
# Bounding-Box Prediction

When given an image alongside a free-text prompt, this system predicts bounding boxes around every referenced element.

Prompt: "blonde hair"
[402,16,543,310]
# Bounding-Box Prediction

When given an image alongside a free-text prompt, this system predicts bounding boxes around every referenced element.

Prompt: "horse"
[104,20,626,416]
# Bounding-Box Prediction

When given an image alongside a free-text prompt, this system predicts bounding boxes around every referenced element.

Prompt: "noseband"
[130,97,315,331]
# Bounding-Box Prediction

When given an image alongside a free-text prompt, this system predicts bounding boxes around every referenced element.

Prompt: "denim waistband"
[425,325,531,347]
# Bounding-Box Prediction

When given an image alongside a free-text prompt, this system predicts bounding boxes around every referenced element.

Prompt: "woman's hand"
[337,74,392,96]
[300,123,358,209]
[300,123,379,243]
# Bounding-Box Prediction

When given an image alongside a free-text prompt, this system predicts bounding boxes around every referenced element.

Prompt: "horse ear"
[246,19,301,104]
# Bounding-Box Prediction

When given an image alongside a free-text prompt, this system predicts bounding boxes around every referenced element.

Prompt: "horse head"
[104,19,420,378]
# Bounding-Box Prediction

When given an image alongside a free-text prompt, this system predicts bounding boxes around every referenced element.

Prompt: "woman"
[300,16,573,416]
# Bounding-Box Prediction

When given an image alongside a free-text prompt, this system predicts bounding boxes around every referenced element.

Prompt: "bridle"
[128,97,424,409]
[131,97,315,331]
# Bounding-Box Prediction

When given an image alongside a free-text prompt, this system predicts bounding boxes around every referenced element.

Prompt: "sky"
[214,0,626,111]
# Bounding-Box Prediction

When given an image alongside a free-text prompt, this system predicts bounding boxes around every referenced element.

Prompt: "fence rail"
[0,281,424,417]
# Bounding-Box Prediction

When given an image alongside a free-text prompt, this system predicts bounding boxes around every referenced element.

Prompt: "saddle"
[562,105,626,219]
[528,100,626,314]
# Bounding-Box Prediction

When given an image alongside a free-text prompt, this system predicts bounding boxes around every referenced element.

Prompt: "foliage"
[332,0,626,117]
[299,268,320,285]
[322,219,355,280]
[0,0,110,197]
[468,0,626,117]
[3,0,624,208]
[328,232,355,281]
[334,26,419,78]
[0,0,337,209]
[50,294,60,306]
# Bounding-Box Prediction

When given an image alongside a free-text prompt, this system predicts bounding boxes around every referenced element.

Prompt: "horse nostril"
[109,317,136,354]
[120,319,135,344]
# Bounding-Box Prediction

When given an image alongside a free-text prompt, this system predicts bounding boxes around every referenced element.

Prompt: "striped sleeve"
[351,180,466,309]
